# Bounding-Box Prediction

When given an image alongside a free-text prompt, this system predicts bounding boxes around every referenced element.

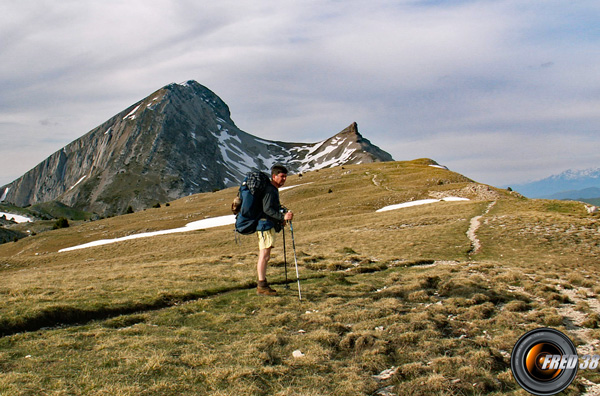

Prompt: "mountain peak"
[163,80,233,123]
[336,122,360,137]
[1,83,393,215]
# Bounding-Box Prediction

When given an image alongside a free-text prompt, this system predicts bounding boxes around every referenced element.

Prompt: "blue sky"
[1,0,598,188]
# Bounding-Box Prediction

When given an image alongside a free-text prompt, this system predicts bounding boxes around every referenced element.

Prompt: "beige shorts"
[257,228,276,250]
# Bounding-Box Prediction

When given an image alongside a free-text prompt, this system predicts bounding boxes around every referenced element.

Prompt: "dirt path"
[466,201,496,254]
[368,172,393,191]
[556,285,600,395]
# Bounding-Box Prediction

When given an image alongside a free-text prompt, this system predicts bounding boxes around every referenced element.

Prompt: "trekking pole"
[283,226,290,289]
[289,220,302,301]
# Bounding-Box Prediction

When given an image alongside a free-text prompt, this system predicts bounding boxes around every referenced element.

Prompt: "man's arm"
[262,188,285,222]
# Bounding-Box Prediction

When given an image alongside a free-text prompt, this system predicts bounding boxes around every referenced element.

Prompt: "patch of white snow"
[440,197,470,202]
[0,212,32,223]
[280,182,313,191]
[0,187,9,201]
[123,105,141,120]
[68,176,87,191]
[59,215,236,253]
[376,197,469,212]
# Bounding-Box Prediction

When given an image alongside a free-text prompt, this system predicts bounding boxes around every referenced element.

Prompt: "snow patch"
[376,197,469,212]
[59,215,236,253]
[299,146,356,172]
[0,212,32,223]
[304,140,327,156]
[211,129,263,178]
[68,176,87,191]
[280,182,313,191]
[123,105,141,120]
[0,187,9,201]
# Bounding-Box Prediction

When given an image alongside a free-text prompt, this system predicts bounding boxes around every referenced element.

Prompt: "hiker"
[256,165,293,296]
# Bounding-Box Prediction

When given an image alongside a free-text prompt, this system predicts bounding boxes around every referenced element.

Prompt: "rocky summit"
[0,80,392,215]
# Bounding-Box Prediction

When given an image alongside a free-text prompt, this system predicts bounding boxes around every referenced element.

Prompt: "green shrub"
[53,217,70,229]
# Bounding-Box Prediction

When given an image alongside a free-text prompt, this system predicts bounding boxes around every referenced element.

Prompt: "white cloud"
[1,0,599,187]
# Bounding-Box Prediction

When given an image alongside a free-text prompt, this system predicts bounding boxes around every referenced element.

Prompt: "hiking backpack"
[232,171,271,235]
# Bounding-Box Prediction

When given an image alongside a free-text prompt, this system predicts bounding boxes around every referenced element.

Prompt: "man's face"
[272,172,287,188]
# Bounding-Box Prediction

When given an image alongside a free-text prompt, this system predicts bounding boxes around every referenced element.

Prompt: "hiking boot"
[257,283,278,296]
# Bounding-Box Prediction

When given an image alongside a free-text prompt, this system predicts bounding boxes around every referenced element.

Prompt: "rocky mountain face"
[1,81,393,215]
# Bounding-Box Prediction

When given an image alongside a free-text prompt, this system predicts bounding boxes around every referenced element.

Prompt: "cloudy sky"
[1,0,598,188]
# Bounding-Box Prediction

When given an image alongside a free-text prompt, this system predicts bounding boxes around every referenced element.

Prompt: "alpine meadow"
[1,160,600,395]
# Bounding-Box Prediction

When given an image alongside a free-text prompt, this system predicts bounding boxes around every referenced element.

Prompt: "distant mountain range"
[510,167,600,200]
[543,187,600,200]
[0,81,393,215]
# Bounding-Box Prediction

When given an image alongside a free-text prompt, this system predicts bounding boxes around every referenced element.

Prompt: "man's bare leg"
[257,247,277,295]
[257,247,271,282]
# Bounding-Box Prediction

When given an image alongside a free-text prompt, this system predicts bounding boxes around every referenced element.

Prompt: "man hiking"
[256,165,293,296]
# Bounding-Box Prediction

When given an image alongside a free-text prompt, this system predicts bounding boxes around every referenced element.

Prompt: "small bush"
[407,290,430,302]
[544,314,564,327]
[52,217,69,229]
[504,300,530,312]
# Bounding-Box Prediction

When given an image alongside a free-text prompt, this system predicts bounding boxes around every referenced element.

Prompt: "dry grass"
[0,160,598,395]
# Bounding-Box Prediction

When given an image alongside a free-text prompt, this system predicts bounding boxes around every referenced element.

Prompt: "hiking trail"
[557,285,600,396]
[467,201,496,254]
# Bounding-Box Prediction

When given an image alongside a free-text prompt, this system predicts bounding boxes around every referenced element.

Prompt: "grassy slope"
[1,160,599,395]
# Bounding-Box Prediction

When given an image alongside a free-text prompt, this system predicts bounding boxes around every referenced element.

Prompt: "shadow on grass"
[0,282,259,337]
[0,274,330,337]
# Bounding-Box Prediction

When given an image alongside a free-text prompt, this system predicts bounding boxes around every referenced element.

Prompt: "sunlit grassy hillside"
[1,159,598,395]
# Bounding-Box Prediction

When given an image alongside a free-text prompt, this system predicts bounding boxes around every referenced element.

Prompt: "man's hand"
[284,211,293,222]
